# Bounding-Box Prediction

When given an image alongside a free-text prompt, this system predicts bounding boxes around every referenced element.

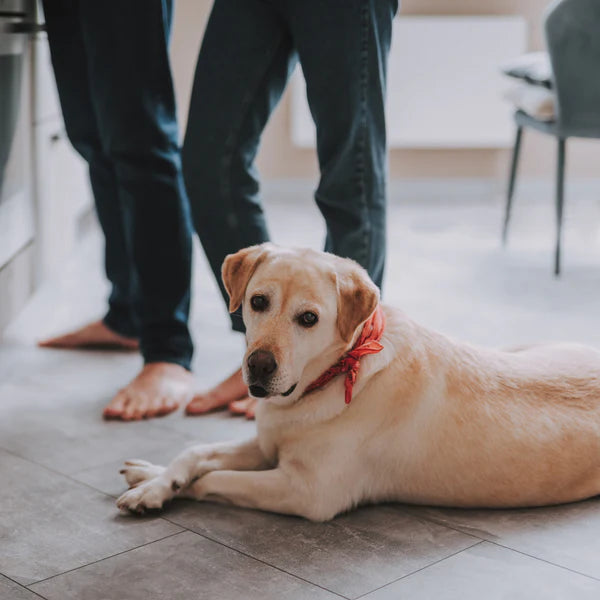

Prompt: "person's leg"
[40,0,139,348]
[182,0,295,332]
[77,0,193,367]
[78,0,194,419]
[286,0,398,290]
[182,0,295,415]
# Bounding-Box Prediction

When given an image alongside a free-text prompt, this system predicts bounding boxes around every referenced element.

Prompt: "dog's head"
[222,243,379,405]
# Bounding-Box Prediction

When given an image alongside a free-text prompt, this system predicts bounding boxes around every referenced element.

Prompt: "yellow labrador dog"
[117,244,600,521]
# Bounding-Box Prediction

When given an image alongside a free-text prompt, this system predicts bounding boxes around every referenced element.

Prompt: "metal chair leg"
[503,126,523,245]
[554,138,566,276]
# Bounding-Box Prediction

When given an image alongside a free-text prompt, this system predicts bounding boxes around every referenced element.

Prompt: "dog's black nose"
[247,350,277,380]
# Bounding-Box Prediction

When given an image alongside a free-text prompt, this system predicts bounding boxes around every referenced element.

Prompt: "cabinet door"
[34,120,93,282]
[33,34,62,125]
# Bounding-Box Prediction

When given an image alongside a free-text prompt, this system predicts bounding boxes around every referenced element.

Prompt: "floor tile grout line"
[17,455,598,598]
[0,444,79,476]
[0,573,50,600]
[353,540,485,599]
[485,540,600,583]
[29,521,348,600]
[0,443,169,520]
[0,449,192,590]
[0,445,139,502]
[26,531,185,589]
[61,430,350,595]
[4,449,600,592]
[3,442,348,596]
[396,507,600,584]
[393,506,488,543]
[157,516,350,599]
[67,435,199,479]
[394,508,600,584]
[0,445,256,578]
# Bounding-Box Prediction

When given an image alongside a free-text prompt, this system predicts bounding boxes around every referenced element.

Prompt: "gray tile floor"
[1,182,600,599]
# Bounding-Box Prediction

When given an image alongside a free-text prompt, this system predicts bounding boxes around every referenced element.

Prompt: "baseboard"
[262,177,600,205]
[0,242,35,335]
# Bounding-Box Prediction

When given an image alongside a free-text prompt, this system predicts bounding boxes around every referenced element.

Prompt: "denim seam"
[218,37,285,248]
[355,0,372,269]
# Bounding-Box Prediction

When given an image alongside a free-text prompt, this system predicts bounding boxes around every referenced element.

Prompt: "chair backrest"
[545,0,600,137]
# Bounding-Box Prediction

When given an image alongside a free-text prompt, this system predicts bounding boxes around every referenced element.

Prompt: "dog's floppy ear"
[335,261,380,342]
[221,244,272,313]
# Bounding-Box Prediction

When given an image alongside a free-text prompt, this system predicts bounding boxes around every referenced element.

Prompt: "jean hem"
[143,354,192,372]
[102,313,138,339]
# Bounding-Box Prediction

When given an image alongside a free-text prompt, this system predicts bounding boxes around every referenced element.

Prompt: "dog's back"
[350,311,600,509]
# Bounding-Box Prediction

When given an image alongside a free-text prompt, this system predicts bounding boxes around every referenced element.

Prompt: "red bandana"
[304,305,386,404]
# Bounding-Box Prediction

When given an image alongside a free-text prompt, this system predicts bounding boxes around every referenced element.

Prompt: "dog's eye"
[250,295,269,312]
[298,311,318,328]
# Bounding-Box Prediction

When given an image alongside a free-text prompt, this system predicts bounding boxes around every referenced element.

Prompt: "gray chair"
[502,0,600,275]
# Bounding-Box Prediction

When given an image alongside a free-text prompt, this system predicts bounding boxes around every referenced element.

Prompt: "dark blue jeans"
[182,0,397,332]
[43,0,194,369]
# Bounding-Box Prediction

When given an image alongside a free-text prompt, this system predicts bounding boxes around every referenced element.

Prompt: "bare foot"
[103,362,194,420]
[185,367,247,415]
[39,320,139,352]
[229,397,257,419]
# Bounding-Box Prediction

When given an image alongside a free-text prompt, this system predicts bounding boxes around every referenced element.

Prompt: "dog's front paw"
[119,459,166,488]
[116,477,173,514]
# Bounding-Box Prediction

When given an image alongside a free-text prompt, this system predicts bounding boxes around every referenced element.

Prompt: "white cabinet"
[32,32,61,125]
[33,121,91,281]
[32,34,93,284]
[0,29,92,333]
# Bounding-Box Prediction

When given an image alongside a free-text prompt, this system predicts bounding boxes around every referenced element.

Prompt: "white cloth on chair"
[503,81,556,121]
[501,51,553,88]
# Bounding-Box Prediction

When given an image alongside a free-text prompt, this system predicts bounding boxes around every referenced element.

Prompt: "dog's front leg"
[184,468,337,522]
[117,438,269,513]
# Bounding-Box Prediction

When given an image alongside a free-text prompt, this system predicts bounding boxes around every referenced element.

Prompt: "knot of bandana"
[304,305,386,404]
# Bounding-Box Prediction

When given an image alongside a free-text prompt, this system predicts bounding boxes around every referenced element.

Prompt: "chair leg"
[554,138,566,276]
[502,126,523,245]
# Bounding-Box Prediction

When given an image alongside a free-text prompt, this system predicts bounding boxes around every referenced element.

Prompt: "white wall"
[170,0,600,181]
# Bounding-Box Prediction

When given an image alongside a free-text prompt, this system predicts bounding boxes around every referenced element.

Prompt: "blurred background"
[1,0,600,379]
[2,4,600,597]
[172,0,599,181]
